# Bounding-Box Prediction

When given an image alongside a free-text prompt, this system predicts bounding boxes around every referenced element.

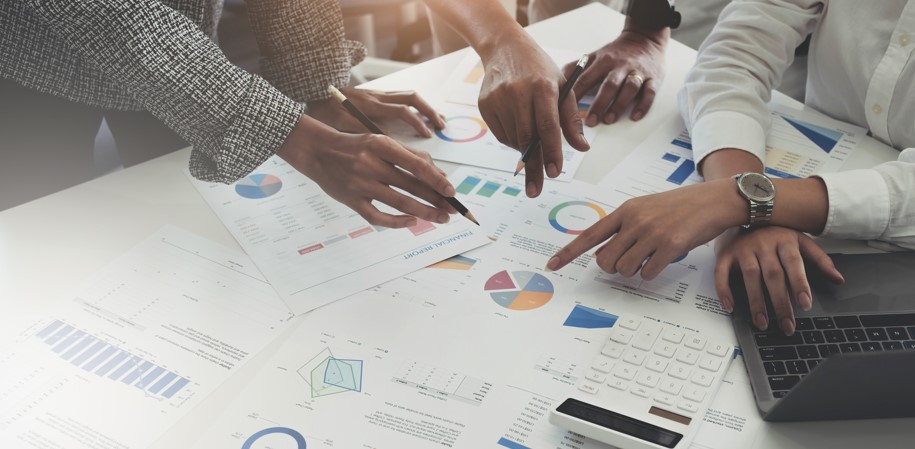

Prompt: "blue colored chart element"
[563,304,619,329]
[235,173,282,199]
[782,116,842,153]
[242,427,306,449]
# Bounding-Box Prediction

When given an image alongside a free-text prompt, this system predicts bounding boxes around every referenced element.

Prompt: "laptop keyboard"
[752,313,915,398]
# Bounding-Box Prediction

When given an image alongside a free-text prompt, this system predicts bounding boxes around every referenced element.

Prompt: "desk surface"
[0,4,909,447]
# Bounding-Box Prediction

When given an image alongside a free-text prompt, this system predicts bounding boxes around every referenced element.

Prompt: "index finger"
[382,91,446,130]
[547,212,622,271]
[532,82,563,178]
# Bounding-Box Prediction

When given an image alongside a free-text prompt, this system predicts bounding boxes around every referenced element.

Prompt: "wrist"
[277,114,332,169]
[710,177,754,229]
[477,26,530,62]
[621,18,670,48]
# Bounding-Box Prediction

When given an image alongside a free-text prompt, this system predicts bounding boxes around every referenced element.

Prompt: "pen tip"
[513,160,525,176]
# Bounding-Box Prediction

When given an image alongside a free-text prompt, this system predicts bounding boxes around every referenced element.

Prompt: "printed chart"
[392,361,493,406]
[548,201,606,235]
[298,348,364,399]
[562,305,618,329]
[235,174,283,199]
[435,116,489,143]
[241,427,307,449]
[484,270,554,311]
[455,174,523,197]
[429,254,478,271]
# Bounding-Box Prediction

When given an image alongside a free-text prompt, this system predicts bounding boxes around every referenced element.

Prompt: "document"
[0,226,292,449]
[187,156,491,314]
[599,103,863,197]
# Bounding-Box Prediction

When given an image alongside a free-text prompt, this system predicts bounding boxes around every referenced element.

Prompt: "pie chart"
[235,174,282,199]
[435,116,488,143]
[485,270,554,311]
[548,201,607,235]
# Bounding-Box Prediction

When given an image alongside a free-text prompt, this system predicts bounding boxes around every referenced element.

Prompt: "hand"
[308,87,446,137]
[477,38,590,197]
[566,29,667,127]
[714,227,844,334]
[547,179,746,276]
[277,115,456,228]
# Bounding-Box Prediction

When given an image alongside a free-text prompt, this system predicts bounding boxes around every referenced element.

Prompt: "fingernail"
[444,184,456,197]
[721,296,733,313]
[587,114,597,127]
[780,318,795,335]
[754,313,768,331]
[423,128,433,138]
[438,213,450,223]
[547,163,559,178]
[604,113,616,124]
[407,218,418,228]
[546,256,560,271]
[631,111,643,121]
[526,181,537,197]
[799,291,812,311]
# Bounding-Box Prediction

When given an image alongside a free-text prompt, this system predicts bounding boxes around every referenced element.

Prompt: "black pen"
[514,54,590,176]
[328,85,480,226]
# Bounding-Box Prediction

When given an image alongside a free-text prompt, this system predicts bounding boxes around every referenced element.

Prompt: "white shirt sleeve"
[678,0,825,169]
[817,148,915,249]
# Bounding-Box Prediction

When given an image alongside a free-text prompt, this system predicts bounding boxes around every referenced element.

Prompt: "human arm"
[423,0,590,197]
[564,16,669,126]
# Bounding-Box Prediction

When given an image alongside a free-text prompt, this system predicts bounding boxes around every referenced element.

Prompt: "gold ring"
[628,73,645,85]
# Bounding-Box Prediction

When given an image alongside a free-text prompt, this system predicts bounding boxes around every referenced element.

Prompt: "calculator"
[550,316,734,449]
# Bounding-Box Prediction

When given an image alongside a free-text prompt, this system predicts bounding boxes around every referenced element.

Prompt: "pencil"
[328,85,480,226]
[514,54,590,176]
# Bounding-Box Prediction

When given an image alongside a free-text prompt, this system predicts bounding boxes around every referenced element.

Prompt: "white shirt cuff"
[815,169,890,240]
[691,110,767,171]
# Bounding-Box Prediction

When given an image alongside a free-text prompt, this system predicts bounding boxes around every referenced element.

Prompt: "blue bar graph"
[36,320,190,399]
[497,438,532,449]
[163,377,190,399]
[662,152,681,163]
[666,159,696,185]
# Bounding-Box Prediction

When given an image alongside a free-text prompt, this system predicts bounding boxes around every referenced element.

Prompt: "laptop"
[729,251,915,421]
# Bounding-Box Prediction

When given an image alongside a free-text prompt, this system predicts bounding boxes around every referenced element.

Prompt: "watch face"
[738,173,775,202]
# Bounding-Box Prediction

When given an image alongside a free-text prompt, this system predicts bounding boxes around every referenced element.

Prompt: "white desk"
[0,4,909,448]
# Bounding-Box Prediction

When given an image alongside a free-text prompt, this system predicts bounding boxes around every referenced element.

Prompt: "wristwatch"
[623,0,681,30]
[733,172,776,229]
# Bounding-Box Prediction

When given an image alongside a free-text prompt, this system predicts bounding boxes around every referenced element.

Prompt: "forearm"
[699,148,764,180]
[422,0,528,60]
[712,176,829,234]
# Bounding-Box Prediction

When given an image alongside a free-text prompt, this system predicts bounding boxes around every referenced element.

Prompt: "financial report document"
[0,227,292,449]
[188,156,491,315]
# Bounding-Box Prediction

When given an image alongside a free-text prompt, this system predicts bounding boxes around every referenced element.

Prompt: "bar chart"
[35,320,190,399]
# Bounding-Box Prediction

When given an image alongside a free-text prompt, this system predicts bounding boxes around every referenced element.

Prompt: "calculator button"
[676,349,699,365]
[659,379,683,395]
[633,332,660,351]
[601,341,626,359]
[619,317,641,331]
[698,355,722,372]
[654,343,678,358]
[677,400,699,415]
[609,328,634,345]
[636,371,660,388]
[707,341,730,357]
[631,386,652,398]
[585,370,607,384]
[654,393,676,406]
[578,382,599,395]
[669,362,692,380]
[684,385,707,403]
[608,378,629,391]
[645,356,669,373]
[662,328,684,344]
[685,335,707,351]
[613,364,636,381]
[691,371,713,387]
[592,356,614,373]
[623,349,647,366]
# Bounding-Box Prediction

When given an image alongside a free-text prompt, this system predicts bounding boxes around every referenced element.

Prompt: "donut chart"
[241,427,306,449]
[485,270,554,311]
[435,116,488,143]
[235,174,283,199]
[548,201,607,235]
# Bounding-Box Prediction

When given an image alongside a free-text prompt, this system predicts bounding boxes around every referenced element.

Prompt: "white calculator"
[550,315,734,449]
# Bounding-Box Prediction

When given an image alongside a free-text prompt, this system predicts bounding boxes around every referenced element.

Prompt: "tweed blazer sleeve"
[246,0,367,103]
[26,0,305,184]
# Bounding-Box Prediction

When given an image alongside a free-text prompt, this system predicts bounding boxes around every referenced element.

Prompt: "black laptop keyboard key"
[833,315,862,328]
[772,390,790,399]
[759,346,798,361]
[797,345,819,359]
[908,327,915,339]
[839,343,861,353]
[813,317,836,329]
[866,328,889,341]
[844,329,868,342]
[859,313,915,327]
[861,342,883,352]
[802,331,825,344]
[764,361,787,375]
[888,327,908,340]
[818,344,840,358]
[754,332,804,346]
[904,341,915,350]
[807,359,822,370]
[823,330,846,343]
[795,318,814,331]
[882,341,903,351]
[785,360,808,375]
[768,375,801,391]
